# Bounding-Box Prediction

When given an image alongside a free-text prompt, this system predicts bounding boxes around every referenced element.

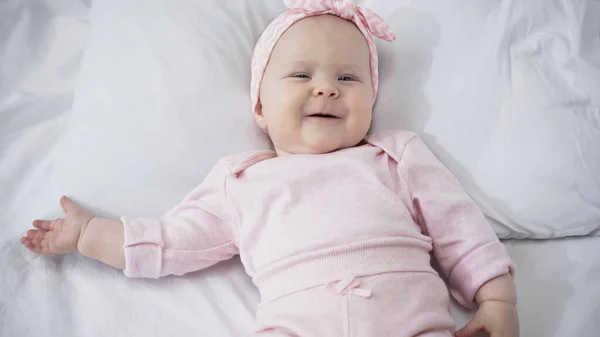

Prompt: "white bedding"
[2,235,600,336]
[1,0,599,336]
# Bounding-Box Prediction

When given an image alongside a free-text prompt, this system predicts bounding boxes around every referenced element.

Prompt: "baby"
[21,1,519,336]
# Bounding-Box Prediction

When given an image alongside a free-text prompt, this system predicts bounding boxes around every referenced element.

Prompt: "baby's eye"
[338,75,357,82]
[292,74,310,79]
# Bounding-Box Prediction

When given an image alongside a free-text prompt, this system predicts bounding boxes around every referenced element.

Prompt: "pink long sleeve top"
[121,130,514,308]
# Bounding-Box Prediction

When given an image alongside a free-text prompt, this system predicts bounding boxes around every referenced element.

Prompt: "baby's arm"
[397,135,515,307]
[475,272,517,305]
[77,216,125,270]
[396,135,518,336]
[455,273,519,337]
[22,160,238,278]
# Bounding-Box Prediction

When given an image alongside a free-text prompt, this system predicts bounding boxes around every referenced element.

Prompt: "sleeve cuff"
[121,216,165,279]
[448,241,515,308]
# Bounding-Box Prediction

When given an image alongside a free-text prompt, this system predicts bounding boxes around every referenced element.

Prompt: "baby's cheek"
[349,107,373,138]
[272,114,300,140]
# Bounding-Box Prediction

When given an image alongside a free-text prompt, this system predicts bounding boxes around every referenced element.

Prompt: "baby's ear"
[254,100,268,131]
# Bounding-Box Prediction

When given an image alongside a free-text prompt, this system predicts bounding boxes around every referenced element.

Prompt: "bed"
[1,0,599,336]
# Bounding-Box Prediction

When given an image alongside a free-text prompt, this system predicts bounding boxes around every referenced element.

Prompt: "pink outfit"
[121,130,514,336]
[250,0,396,115]
[256,273,454,337]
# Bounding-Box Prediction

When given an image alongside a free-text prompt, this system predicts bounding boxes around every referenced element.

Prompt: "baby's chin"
[299,135,363,154]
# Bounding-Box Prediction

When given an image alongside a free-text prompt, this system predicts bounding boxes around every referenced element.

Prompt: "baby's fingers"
[33,219,57,231]
[22,229,50,254]
[455,318,484,337]
[25,228,47,240]
[21,237,43,254]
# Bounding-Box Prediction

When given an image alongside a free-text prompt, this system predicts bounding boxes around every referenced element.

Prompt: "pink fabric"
[121,130,514,310]
[250,0,396,115]
[255,272,455,336]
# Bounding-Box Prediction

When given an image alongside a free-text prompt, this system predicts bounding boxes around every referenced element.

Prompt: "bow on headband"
[284,0,396,42]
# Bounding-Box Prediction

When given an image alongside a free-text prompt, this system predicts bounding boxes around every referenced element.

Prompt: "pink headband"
[250,0,396,115]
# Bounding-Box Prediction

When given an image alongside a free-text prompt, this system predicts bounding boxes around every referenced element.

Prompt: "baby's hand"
[455,301,519,337]
[21,196,93,255]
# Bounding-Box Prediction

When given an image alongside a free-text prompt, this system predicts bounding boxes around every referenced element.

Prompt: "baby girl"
[21,1,519,336]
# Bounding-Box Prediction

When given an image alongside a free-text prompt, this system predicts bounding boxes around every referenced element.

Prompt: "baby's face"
[256,15,374,155]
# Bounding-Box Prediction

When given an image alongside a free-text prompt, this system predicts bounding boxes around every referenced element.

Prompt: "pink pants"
[255,271,455,337]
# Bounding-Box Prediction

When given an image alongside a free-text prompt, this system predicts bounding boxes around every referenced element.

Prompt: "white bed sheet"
[1,0,599,336]
[2,235,599,337]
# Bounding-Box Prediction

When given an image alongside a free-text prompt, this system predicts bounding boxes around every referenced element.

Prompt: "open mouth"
[308,113,340,119]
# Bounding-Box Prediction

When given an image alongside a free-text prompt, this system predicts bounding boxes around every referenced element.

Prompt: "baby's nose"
[313,83,339,98]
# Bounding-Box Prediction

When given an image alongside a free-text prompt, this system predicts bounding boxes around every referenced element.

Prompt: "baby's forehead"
[272,15,370,60]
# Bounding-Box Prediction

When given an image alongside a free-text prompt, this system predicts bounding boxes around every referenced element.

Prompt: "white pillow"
[372,0,600,238]
[51,0,599,238]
